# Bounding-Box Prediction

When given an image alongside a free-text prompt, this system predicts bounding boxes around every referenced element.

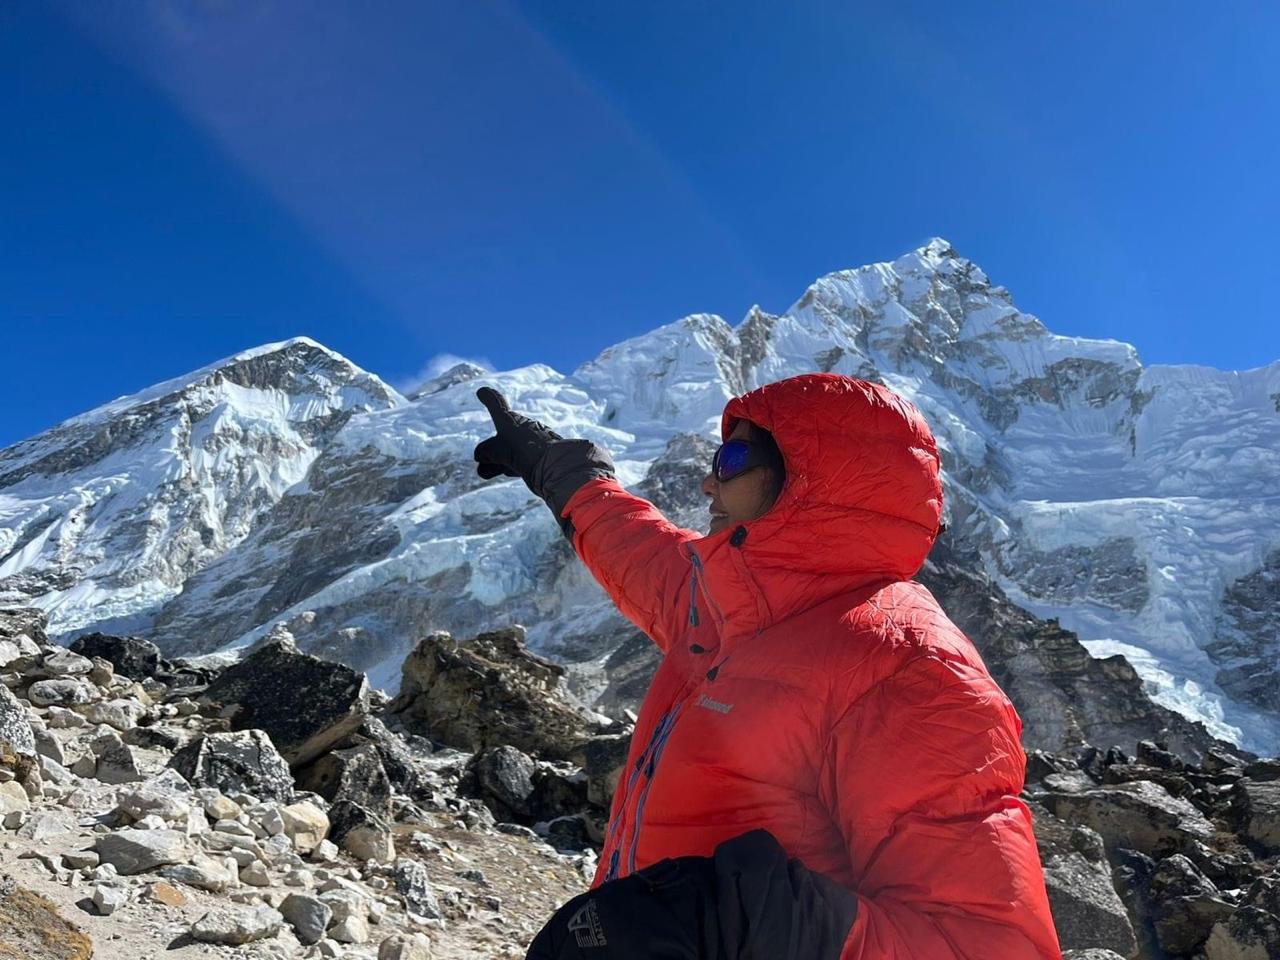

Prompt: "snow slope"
[3,242,1278,751]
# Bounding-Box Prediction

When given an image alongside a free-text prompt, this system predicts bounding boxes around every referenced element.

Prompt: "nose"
[701,472,718,498]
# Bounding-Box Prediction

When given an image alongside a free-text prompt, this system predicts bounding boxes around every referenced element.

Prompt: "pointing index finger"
[476,387,512,424]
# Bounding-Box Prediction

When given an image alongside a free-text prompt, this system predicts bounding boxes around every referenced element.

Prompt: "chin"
[707,519,731,536]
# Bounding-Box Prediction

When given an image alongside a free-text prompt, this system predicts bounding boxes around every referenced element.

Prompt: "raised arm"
[561,477,701,655]
[473,387,695,654]
[822,653,1062,960]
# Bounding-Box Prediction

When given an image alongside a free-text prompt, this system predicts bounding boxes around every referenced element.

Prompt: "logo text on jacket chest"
[695,694,734,714]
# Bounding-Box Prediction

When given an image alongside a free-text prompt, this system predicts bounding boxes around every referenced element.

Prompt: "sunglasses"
[711,439,776,482]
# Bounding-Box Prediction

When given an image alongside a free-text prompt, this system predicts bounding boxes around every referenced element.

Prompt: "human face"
[702,419,781,536]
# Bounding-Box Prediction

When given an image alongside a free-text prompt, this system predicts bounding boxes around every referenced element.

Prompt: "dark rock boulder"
[1235,779,1280,854]
[389,627,592,761]
[583,732,632,808]
[335,717,424,798]
[201,633,369,767]
[469,746,537,821]
[168,730,294,803]
[1036,779,1215,857]
[294,742,391,818]
[70,632,163,680]
[1029,799,1136,956]
[326,799,393,863]
[1148,853,1234,955]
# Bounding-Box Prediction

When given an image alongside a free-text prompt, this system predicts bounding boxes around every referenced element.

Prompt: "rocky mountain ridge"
[1,241,1278,754]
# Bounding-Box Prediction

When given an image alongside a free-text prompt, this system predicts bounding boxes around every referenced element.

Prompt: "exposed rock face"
[390,627,593,761]
[168,729,295,803]
[918,537,1231,759]
[1208,548,1280,714]
[201,630,370,766]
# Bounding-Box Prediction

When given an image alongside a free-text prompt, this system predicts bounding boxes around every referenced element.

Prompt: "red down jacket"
[561,373,1061,959]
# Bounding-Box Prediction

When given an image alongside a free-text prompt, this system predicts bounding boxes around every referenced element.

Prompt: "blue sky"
[2,1,1277,447]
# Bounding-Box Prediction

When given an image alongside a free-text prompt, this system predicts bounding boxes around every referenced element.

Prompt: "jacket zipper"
[624,700,686,875]
[687,548,728,632]
[603,706,675,881]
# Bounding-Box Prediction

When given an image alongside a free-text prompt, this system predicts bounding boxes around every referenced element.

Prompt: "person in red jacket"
[474,373,1062,960]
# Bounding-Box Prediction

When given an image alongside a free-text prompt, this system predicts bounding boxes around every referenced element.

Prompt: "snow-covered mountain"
[2,240,1278,752]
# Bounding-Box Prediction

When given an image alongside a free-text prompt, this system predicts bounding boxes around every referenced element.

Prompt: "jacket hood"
[684,373,943,643]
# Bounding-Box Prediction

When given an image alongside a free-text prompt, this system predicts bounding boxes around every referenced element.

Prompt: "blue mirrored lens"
[714,440,753,480]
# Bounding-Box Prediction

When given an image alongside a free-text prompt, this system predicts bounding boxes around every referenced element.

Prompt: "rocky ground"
[2,606,1280,959]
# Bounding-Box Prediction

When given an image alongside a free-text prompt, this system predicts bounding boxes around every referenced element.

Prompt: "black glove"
[473,387,615,538]
[525,830,858,960]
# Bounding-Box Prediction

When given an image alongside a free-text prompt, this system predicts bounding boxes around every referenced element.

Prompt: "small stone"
[279,892,332,946]
[17,809,76,842]
[27,678,96,707]
[161,856,236,892]
[92,883,129,916]
[95,828,192,875]
[279,801,329,856]
[379,932,434,960]
[63,850,100,870]
[146,881,188,907]
[201,793,242,821]
[190,904,284,945]
[82,699,146,732]
[394,858,443,920]
[330,912,371,944]
[240,860,272,887]
[310,839,339,863]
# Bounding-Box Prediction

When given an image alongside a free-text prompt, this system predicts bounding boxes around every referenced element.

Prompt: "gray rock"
[91,884,129,916]
[26,678,96,707]
[1039,779,1214,857]
[190,904,284,945]
[583,733,631,808]
[378,933,434,960]
[295,742,391,818]
[0,684,36,781]
[1043,850,1136,955]
[161,856,236,892]
[202,634,369,766]
[28,649,93,679]
[389,628,590,761]
[0,629,40,671]
[17,809,76,842]
[470,745,536,820]
[1204,908,1280,959]
[393,858,442,920]
[122,724,184,752]
[167,729,294,803]
[329,912,371,944]
[117,770,194,823]
[1149,854,1235,955]
[94,828,193,875]
[279,892,332,945]
[82,699,145,732]
[93,733,145,784]
[1235,778,1280,853]
[328,799,394,863]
